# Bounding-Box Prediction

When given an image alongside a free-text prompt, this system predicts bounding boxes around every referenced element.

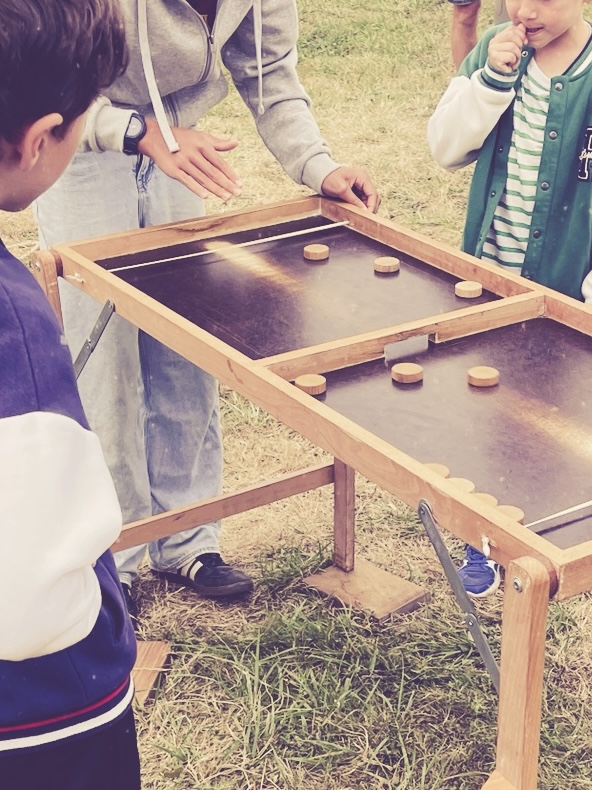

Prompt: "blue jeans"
[34,151,222,584]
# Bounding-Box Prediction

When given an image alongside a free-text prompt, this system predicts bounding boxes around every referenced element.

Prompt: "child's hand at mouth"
[488,22,528,72]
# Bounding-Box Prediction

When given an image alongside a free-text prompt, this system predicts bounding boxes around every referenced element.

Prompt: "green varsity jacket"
[428,25,592,301]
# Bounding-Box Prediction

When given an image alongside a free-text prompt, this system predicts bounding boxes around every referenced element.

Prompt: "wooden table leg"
[304,460,428,620]
[483,556,551,790]
[31,249,64,328]
[333,457,355,572]
[482,771,519,789]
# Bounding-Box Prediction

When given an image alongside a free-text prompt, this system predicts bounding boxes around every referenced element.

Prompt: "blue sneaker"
[458,546,501,598]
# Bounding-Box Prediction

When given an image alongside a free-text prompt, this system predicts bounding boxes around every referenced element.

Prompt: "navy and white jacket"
[0,241,136,751]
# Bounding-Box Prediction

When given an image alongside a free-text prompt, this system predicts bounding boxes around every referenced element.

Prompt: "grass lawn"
[2,0,592,787]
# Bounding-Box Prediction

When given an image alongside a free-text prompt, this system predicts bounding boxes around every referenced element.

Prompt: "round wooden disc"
[455,280,483,298]
[497,504,525,524]
[294,373,327,395]
[425,462,450,478]
[391,362,423,384]
[473,492,499,508]
[374,255,400,273]
[448,477,476,493]
[468,366,500,387]
[303,243,329,261]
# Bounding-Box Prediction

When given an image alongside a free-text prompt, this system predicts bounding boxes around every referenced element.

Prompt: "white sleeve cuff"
[428,72,515,171]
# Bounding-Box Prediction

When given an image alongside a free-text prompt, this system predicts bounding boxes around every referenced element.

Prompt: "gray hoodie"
[83,0,339,193]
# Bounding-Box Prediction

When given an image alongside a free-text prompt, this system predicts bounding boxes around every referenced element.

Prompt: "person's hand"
[321,166,381,213]
[138,119,242,201]
[487,23,527,73]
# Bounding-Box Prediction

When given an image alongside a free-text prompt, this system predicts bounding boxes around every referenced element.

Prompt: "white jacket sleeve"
[427,70,516,171]
[582,271,592,303]
[0,412,122,660]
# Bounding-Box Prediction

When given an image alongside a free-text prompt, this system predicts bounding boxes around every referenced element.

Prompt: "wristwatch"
[123,112,147,155]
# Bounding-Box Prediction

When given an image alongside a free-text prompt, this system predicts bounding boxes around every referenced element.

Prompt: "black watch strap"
[123,112,147,155]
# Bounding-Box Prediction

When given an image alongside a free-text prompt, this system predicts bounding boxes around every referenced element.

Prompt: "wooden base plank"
[132,640,171,706]
[304,557,428,621]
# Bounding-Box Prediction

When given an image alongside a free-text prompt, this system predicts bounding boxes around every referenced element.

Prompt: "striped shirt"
[481,58,550,271]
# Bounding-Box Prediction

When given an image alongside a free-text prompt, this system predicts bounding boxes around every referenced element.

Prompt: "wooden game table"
[33,196,592,790]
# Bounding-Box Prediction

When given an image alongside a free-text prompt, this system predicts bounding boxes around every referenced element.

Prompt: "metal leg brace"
[73,300,115,380]
[418,499,500,693]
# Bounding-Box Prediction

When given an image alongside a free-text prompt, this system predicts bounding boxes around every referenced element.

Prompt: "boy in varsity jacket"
[428,0,592,596]
[0,2,139,788]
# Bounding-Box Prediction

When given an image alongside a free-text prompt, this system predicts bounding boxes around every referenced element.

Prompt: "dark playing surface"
[104,217,496,359]
[321,319,592,548]
[98,217,592,548]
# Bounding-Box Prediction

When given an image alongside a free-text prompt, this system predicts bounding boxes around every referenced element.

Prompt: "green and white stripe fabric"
[481,58,550,271]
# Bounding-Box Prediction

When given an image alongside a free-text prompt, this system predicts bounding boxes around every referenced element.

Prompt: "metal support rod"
[418,499,500,693]
[73,300,115,379]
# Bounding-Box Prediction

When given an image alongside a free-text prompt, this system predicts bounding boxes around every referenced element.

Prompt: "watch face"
[127,115,145,138]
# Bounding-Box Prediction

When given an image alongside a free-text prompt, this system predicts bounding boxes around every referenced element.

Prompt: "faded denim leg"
[34,150,222,585]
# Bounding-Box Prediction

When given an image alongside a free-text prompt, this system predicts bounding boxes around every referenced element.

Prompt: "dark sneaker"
[121,582,139,628]
[155,553,254,598]
[458,546,501,598]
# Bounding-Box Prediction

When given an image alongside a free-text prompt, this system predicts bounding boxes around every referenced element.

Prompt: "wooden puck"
[497,504,525,524]
[391,362,423,384]
[425,462,450,478]
[294,373,327,395]
[468,366,500,387]
[448,477,476,493]
[473,492,499,508]
[455,280,483,298]
[374,255,400,273]
[303,243,329,261]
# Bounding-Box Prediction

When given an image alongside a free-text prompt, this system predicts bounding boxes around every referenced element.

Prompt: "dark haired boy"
[0,2,139,788]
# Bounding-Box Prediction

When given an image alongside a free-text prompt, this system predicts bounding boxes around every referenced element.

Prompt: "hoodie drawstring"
[253,0,265,115]
[138,0,180,153]
[137,0,265,149]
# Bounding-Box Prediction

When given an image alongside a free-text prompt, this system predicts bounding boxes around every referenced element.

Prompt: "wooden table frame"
[32,196,592,789]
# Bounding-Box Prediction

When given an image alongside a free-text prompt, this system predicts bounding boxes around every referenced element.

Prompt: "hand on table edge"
[321,166,381,213]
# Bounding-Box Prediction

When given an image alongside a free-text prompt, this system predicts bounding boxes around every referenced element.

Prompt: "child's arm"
[428,24,526,170]
[0,262,124,663]
[582,270,592,304]
[0,413,123,661]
